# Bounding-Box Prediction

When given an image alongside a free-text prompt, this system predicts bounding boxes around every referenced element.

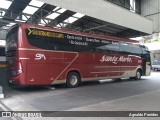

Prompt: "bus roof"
[16,23,138,43]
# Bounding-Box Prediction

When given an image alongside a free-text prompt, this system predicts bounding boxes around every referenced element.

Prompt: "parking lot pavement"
[0,71,160,119]
[0,103,14,120]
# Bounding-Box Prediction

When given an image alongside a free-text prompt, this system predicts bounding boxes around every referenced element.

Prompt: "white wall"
[0,40,6,47]
[0,57,6,62]
[145,42,160,51]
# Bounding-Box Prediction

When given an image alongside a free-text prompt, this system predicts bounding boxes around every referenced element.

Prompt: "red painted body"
[6,24,150,86]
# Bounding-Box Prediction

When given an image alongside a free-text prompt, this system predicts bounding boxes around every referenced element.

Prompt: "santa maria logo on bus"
[100,55,118,64]
[35,53,46,60]
[100,55,132,64]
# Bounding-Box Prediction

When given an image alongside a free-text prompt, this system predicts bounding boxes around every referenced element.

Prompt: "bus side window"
[119,42,131,55]
[94,40,119,54]
[131,44,142,55]
[95,48,110,53]
[94,45,110,54]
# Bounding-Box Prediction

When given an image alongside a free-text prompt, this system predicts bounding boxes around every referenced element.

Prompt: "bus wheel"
[66,72,81,88]
[135,70,142,80]
[113,78,122,82]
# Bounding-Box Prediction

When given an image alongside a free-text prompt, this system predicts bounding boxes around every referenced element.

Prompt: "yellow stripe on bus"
[146,62,151,65]
[0,64,6,67]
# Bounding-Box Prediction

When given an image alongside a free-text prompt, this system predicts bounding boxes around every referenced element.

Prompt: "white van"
[152,61,160,71]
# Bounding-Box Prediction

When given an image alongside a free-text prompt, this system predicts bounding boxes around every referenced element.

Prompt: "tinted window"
[130,44,142,55]
[119,42,131,54]
[26,28,147,56]
[26,28,95,52]
[95,40,119,53]
[141,45,149,54]
[6,25,18,52]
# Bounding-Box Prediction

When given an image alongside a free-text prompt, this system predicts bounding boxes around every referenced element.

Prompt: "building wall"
[141,0,160,32]
[141,0,160,61]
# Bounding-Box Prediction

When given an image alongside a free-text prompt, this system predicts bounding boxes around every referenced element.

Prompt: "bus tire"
[113,78,122,82]
[135,69,142,80]
[66,72,81,88]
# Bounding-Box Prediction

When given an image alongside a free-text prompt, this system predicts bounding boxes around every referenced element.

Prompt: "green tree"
[153,38,160,42]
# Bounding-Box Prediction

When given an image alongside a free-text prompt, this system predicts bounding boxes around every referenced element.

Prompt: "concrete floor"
[0,71,160,120]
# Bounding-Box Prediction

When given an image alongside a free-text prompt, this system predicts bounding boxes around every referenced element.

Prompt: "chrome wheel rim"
[137,72,141,79]
[70,75,78,85]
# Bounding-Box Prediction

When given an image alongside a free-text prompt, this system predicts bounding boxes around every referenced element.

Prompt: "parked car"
[152,61,160,71]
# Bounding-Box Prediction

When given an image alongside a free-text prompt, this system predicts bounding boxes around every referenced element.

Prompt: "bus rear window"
[6,25,18,56]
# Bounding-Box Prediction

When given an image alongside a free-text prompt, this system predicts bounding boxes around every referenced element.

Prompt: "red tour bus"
[6,24,151,87]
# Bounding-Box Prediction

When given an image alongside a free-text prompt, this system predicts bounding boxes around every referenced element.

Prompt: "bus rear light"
[17,69,22,75]
[30,78,34,82]
[17,60,22,75]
